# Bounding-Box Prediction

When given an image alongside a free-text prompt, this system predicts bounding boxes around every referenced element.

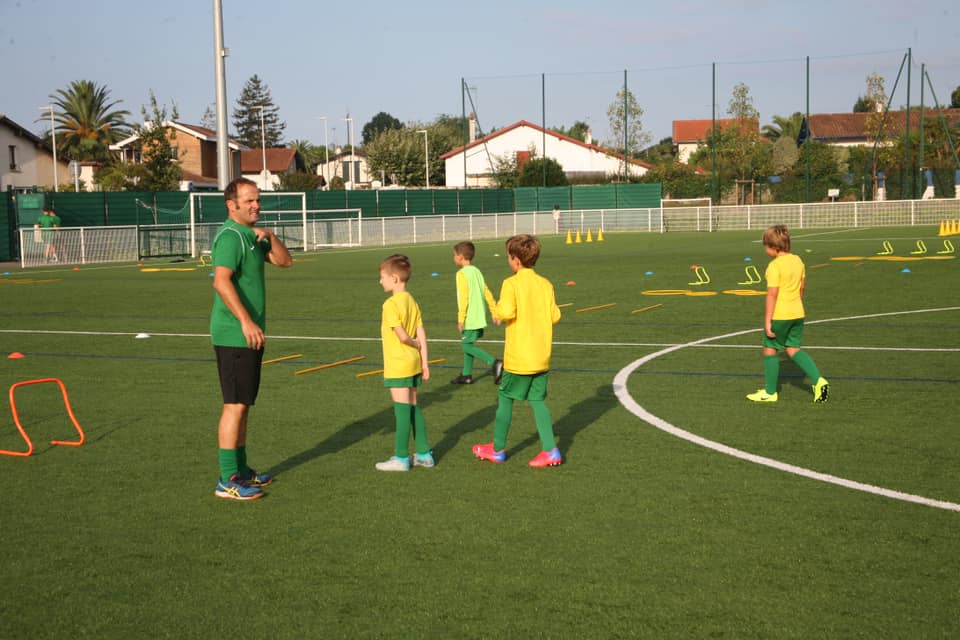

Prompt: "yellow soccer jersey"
[494,268,561,375]
[766,253,806,320]
[381,291,424,378]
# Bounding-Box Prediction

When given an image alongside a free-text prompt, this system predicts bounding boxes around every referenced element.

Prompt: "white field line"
[1,329,958,353]
[612,306,960,513]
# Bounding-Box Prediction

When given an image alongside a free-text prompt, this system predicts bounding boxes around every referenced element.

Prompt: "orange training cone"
[8,352,24,359]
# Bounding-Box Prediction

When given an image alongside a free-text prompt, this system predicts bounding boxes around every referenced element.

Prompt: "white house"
[1,114,71,192]
[441,119,650,188]
[316,148,373,189]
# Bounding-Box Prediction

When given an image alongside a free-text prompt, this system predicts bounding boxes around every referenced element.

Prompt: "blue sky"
[2,0,959,149]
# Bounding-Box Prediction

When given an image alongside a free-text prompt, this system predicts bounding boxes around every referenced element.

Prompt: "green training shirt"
[209,219,268,347]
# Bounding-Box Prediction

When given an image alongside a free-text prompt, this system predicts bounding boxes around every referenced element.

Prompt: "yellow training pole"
[262,354,303,365]
[630,303,663,314]
[575,303,616,313]
[294,356,366,376]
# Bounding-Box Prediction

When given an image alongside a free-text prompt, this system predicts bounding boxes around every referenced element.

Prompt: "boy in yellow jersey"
[376,254,434,471]
[450,241,503,385]
[747,225,829,403]
[473,234,563,467]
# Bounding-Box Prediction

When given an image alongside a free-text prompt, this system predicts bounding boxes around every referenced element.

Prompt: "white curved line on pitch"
[612,306,960,513]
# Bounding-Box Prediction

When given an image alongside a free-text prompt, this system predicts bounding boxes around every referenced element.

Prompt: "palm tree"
[761,112,804,142]
[46,80,131,161]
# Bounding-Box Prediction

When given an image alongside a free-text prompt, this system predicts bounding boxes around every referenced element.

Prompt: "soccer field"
[2,227,958,638]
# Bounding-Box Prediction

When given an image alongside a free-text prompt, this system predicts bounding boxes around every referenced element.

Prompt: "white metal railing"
[17,198,960,267]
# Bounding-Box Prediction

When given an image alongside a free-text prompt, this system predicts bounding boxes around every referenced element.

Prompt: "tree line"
[36,75,960,202]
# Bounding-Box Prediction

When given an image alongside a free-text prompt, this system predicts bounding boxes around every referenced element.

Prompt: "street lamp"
[318,115,329,186]
[343,116,354,188]
[39,105,58,192]
[256,105,266,188]
[417,129,429,188]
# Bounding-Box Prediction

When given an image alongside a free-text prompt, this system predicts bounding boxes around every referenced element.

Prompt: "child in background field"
[376,254,434,471]
[473,234,563,468]
[747,224,829,403]
[450,241,503,385]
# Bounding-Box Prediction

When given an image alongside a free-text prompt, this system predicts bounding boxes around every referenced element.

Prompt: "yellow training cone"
[575,229,582,243]
[565,229,572,244]
[939,220,948,237]
[586,229,593,242]
[597,228,604,241]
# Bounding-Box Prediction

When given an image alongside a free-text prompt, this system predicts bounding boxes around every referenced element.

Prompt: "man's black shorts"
[214,346,264,405]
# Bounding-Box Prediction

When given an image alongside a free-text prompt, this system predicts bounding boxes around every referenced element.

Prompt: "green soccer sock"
[411,405,429,455]
[236,445,249,476]
[493,394,514,451]
[764,354,780,395]
[393,402,413,457]
[461,352,474,376]
[530,400,557,451]
[218,448,239,483]
[463,342,495,368]
[790,350,822,384]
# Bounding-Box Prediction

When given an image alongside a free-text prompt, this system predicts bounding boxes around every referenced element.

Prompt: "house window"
[171,146,179,160]
[8,145,19,171]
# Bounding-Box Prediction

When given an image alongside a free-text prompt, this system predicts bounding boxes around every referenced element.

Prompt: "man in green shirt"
[210,177,292,500]
[36,208,60,263]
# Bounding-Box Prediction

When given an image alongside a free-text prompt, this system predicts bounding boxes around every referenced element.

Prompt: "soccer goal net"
[659,197,714,233]
[179,192,362,258]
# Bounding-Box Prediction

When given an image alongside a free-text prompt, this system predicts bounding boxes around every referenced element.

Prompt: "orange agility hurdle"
[1,378,86,457]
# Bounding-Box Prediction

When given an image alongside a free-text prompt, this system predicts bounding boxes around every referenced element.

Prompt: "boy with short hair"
[473,234,563,467]
[376,254,434,471]
[451,241,503,385]
[747,224,829,403]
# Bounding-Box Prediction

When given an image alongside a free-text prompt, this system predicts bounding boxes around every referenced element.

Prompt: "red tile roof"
[240,148,298,173]
[672,118,759,142]
[809,109,960,142]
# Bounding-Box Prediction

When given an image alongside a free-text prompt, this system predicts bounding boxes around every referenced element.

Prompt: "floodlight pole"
[213,0,230,189]
[40,105,58,191]
[343,116,354,188]
[319,115,329,186]
[417,129,429,188]
[257,105,267,189]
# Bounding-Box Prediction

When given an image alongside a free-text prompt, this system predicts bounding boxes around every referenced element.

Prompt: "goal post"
[189,191,361,256]
[659,197,714,233]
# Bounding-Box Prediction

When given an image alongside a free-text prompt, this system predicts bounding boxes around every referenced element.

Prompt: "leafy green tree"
[518,157,567,187]
[551,120,590,142]
[361,112,402,146]
[761,112,803,142]
[277,171,322,191]
[45,79,131,162]
[329,175,345,190]
[637,137,677,164]
[232,75,285,148]
[637,162,709,199]
[951,85,960,109]
[490,153,520,189]
[289,139,323,173]
[854,73,886,113]
[94,161,146,191]
[365,128,425,186]
[606,88,651,162]
[137,93,182,191]
[769,141,848,202]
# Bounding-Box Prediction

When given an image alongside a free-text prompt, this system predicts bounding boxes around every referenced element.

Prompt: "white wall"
[444,124,646,188]
[0,126,70,191]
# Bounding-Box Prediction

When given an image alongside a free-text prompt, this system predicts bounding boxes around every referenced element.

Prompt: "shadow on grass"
[500,384,619,462]
[266,371,470,476]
